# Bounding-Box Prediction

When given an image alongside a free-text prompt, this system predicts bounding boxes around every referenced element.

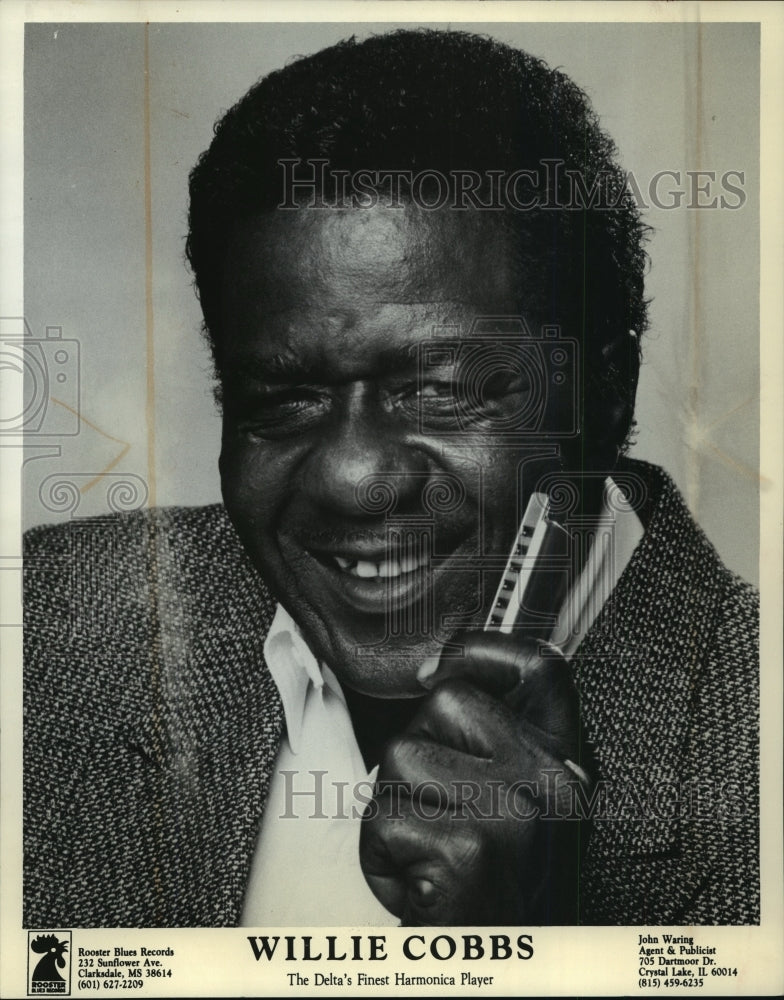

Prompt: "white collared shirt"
[240,607,394,925]
[551,477,644,658]
[240,478,643,925]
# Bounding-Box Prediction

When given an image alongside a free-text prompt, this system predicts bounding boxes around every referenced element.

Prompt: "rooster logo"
[30,934,69,990]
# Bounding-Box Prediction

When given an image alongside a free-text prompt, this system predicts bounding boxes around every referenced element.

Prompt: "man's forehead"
[219,299,525,387]
[223,204,524,309]
[217,205,552,386]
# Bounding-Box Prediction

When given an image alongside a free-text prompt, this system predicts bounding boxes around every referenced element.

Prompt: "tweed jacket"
[23,460,759,927]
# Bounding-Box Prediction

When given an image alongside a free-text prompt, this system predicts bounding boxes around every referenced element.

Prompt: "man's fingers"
[376,688,572,810]
[404,678,513,757]
[417,631,544,696]
[359,802,493,924]
[376,732,489,792]
[417,630,581,745]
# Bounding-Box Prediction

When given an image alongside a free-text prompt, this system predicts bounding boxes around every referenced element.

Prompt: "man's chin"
[322,638,436,698]
[268,550,485,694]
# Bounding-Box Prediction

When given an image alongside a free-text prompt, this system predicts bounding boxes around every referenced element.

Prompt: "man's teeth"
[332,554,426,578]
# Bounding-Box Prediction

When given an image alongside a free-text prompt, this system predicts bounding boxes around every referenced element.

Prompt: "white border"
[2,3,781,997]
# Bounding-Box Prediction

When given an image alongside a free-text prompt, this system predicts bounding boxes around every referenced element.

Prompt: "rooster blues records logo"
[27,932,72,995]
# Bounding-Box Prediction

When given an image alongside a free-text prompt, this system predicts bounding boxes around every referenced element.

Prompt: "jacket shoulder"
[24,504,276,719]
[24,503,237,561]
[24,503,251,595]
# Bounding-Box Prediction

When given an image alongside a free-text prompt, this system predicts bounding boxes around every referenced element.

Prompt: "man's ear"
[578,329,641,473]
[603,327,641,449]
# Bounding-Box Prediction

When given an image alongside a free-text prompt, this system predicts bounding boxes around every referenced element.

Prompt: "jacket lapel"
[126,505,284,925]
[573,463,727,859]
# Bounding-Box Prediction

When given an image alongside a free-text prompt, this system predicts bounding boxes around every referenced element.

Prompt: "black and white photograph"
[2,2,782,996]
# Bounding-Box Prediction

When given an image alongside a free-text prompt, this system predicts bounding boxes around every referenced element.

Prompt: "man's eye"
[396,373,530,428]
[237,390,330,438]
[392,381,460,422]
[417,382,458,406]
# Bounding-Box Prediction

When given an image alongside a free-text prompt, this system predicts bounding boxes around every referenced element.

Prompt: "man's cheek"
[222,446,279,516]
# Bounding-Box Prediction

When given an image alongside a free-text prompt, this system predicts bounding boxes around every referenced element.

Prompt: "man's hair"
[187,29,650,462]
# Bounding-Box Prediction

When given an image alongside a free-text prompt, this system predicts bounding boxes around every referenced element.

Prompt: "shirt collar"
[263,604,345,754]
[553,476,645,658]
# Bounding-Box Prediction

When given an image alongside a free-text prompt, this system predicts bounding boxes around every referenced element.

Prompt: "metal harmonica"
[484,492,571,640]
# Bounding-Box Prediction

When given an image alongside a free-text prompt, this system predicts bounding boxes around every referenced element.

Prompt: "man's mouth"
[298,536,443,616]
[330,552,428,579]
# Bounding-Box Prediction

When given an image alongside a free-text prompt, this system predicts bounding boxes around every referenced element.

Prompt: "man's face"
[219,205,563,696]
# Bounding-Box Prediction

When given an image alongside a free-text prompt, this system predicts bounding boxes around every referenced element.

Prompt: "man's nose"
[298,393,428,518]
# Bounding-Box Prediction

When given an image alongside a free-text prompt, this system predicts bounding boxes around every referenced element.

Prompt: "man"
[23,29,758,927]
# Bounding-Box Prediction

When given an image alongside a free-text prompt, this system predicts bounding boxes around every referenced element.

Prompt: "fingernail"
[564,759,592,788]
[410,876,438,907]
[416,655,441,687]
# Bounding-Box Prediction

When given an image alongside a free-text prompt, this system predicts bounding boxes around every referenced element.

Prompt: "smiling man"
[24,29,759,928]
[218,206,546,697]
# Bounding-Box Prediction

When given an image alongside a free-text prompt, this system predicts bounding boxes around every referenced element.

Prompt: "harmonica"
[484,492,571,640]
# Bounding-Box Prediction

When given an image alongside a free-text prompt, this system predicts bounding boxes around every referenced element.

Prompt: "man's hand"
[358,631,591,926]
